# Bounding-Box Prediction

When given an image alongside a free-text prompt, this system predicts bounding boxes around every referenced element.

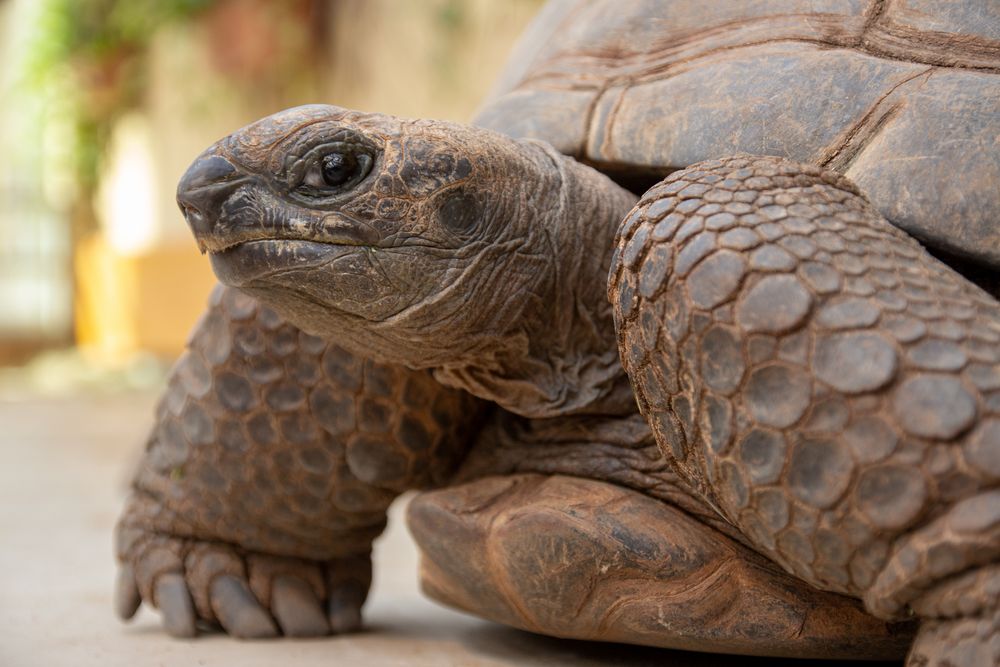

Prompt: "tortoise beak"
[176,155,249,246]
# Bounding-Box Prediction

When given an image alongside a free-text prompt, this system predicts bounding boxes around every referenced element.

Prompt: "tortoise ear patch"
[437,190,482,234]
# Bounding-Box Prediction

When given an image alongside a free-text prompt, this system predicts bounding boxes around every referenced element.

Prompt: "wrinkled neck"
[434,141,639,418]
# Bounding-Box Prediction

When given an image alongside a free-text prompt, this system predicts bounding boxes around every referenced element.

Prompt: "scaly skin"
[115,284,485,637]
[117,105,998,662]
[610,155,1000,666]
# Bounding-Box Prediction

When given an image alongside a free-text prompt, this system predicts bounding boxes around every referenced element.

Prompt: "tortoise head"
[176,104,555,366]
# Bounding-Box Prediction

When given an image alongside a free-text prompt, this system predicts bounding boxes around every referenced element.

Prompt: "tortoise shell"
[475,0,1000,269]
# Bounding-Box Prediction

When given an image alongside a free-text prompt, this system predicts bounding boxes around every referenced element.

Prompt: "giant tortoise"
[114,2,1000,664]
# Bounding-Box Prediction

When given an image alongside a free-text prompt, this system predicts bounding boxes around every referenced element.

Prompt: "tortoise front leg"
[114,285,484,638]
[609,155,1000,666]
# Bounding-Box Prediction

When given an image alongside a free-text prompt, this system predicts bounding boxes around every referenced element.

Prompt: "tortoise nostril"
[178,202,212,236]
[176,190,213,233]
[176,155,242,237]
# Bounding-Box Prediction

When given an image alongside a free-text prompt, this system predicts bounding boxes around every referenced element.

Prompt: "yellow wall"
[74,236,217,360]
[74,233,138,360]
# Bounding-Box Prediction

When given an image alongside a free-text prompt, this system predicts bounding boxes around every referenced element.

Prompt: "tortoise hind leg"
[407,473,912,659]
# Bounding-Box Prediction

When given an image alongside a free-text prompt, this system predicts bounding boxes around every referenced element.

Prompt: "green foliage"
[32,0,212,75]
[436,0,465,31]
[27,0,215,196]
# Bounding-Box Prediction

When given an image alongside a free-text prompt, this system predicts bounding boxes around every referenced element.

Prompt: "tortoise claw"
[270,575,330,637]
[210,575,279,639]
[325,556,371,634]
[114,564,141,621]
[326,585,364,634]
[156,573,197,638]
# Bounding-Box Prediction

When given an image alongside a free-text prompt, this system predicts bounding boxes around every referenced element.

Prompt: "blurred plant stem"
[16,0,327,359]
[27,0,216,231]
[26,0,327,235]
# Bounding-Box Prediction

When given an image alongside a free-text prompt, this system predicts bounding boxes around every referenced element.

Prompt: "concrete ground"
[0,391,901,666]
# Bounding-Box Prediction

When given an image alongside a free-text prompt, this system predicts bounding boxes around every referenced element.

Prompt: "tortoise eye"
[298,145,374,196]
[321,152,357,186]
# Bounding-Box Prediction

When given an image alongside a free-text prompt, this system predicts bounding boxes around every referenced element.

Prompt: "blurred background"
[0,0,543,397]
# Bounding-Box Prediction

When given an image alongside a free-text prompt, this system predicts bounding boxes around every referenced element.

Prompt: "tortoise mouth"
[198,209,381,254]
[209,238,361,286]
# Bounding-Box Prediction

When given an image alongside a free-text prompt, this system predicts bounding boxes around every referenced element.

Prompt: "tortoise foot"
[407,474,913,659]
[115,523,371,638]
